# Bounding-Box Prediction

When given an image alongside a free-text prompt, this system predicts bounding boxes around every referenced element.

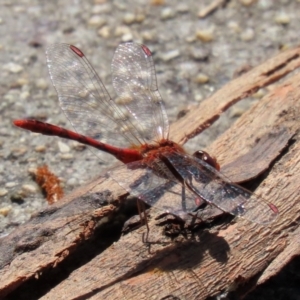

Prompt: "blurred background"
[0,1,299,297]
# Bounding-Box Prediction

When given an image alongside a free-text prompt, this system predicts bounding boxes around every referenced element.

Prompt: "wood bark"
[1,46,300,300]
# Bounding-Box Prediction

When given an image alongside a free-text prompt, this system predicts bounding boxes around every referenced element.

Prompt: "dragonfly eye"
[192,150,220,171]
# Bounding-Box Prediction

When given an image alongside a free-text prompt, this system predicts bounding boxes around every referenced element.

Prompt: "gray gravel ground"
[0,0,299,298]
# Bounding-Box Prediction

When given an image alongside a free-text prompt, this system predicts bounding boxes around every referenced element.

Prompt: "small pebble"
[67,177,78,187]
[194,92,204,102]
[27,157,38,163]
[35,145,46,153]
[160,49,180,61]
[186,35,196,43]
[141,31,155,41]
[3,62,23,73]
[28,167,38,176]
[0,188,8,197]
[114,25,130,37]
[240,28,254,41]
[88,15,106,27]
[98,26,110,38]
[196,29,214,42]
[190,47,209,61]
[60,153,74,160]
[275,12,290,25]
[115,95,134,105]
[20,91,30,100]
[230,107,247,118]
[11,147,28,157]
[58,141,70,153]
[122,33,133,42]
[227,21,241,33]
[195,73,210,84]
[71,141,86,151]
[123,13,136,25]
[253,89,266,98]
[22,184,37,194]
[92,3,111,13]
[35,78,48,90]
[135,14,145,23]
[5,182,18,188]
[161,7,175,20]
[11,78,29,88]
[0,207,11,217]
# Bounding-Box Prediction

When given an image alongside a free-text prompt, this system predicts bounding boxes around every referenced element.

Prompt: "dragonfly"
[13,43,278,225]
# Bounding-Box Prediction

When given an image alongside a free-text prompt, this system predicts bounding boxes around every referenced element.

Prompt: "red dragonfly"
[14,43,278,224]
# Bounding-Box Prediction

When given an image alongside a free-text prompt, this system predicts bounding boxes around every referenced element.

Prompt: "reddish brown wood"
[220,127,293,183]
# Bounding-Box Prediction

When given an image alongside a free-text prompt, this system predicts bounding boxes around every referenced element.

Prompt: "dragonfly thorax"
[139,139,185,161]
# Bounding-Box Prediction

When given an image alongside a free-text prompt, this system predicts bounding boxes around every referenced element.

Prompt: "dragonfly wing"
[46,43,142,147]
[111,43,169,143]
[108,162,199,216]
[163,152,278,224]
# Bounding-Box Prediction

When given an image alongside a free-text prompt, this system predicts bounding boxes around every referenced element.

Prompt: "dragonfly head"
[193,150,220,171]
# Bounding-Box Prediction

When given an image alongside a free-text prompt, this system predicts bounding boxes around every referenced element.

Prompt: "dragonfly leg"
[136,199,150,241]
[181,184,187,212]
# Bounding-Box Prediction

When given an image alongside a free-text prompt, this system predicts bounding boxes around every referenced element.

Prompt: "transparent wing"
[163,152,278,225]
[112,43,169,143]
[108,162,199,215]
[109,152,278,224]
[46,43,152,147]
